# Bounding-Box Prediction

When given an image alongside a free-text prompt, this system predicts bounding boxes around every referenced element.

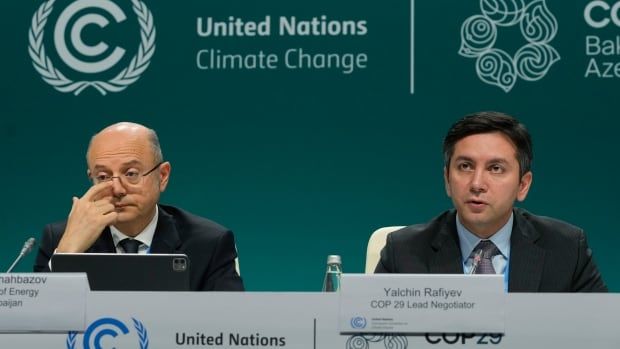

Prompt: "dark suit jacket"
[34,205,244,291]
[375,208,607,292]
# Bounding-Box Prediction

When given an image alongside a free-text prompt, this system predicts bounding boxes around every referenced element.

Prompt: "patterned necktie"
[119,238,142,254]
[471,240,500,274]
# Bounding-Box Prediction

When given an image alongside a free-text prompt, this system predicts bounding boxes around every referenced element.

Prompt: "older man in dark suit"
[34,122,243,291]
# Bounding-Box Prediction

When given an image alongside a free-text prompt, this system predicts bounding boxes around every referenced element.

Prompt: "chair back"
[365,226,405,273]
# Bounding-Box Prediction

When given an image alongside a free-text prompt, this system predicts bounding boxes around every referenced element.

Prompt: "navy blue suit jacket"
[375,208,607,292]
[34,205,244,291]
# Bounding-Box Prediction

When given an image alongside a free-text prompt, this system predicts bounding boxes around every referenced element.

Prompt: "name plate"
[339,274,505,333]
[0,273,88,332]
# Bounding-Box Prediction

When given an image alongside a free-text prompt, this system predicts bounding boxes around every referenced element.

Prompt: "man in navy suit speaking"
[375,111,607,292]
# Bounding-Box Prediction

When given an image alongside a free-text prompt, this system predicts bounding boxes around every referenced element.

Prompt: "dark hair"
[443,111,533,178]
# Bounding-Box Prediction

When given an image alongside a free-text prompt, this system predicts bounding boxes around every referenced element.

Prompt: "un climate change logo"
[345,319,409,349]
[28,0,156,95]
[66,317,149,349]
[459,0,559,92]
[350,316,367,329]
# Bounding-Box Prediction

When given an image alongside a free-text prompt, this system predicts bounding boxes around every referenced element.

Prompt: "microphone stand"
[6,238,36,273]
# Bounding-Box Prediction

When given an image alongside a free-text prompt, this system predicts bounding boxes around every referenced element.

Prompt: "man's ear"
[444,166,452,197]
[158,162,171,192]
[516,171,533,202]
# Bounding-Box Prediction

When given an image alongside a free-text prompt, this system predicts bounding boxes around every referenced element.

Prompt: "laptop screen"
[51,253,190,291]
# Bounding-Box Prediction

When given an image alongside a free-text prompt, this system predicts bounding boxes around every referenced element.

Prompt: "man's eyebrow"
[486,158,510,165]
[452,156,511,164]
[453,155,473,162]
[92,160,142,170]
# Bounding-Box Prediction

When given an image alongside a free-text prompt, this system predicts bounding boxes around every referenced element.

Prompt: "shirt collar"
[456,211,513,263]
[110,206,158,249]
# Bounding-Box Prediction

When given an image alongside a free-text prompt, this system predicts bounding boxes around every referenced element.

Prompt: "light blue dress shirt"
[457,213,512,287]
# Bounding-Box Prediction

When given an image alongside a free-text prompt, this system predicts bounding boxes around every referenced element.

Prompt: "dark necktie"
[119,238,142,254]
[471,240,500,274]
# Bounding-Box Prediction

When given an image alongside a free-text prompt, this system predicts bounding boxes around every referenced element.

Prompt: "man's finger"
[68,197,79,217]
[100,211,118,226]
[82,181,114,202]
[92,196,115,207]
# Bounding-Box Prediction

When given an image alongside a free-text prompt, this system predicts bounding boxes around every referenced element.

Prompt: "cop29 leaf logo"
[345,335,408,349]
[66,317,149,349]
[459,0,559,92]
[28,0,156,96]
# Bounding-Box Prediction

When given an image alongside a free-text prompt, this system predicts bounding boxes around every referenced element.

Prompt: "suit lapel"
[149,207,182,253]
[508,210,545,292]
[430,212,464,274]
[85,208,182,254]
[87,227,116,253]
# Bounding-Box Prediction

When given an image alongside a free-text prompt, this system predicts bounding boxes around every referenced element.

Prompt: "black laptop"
[51,253,190,291]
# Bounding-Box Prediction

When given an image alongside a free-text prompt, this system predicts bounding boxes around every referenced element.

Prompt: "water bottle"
[322,255,342,292]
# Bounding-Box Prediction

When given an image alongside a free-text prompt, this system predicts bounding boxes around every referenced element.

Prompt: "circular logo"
[28,0,156,95]
[66,317,149,349]
[458,0,560,92]
[350,316,367,329]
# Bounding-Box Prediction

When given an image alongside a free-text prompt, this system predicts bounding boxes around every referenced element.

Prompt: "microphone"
[469,248,483,274]
[6,237,36,273]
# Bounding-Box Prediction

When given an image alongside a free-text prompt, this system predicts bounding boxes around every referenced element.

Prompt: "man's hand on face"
[56,181,119,253]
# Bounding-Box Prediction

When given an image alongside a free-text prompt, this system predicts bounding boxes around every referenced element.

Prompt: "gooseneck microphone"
[469,249,483,274]
[6,237,36,273]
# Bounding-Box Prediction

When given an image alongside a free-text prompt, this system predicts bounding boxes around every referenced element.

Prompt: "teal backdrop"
[1,0,618,291]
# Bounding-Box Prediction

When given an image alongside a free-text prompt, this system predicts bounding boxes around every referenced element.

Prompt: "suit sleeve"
[33,224,58,272]
[572,230,607,292]
[201,230,244,291]
[374,233,394,273]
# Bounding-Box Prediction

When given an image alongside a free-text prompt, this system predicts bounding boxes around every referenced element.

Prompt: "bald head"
[87,122,163,165]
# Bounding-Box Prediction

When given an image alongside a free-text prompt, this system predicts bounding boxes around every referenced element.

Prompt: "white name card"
[0,273,88,332]
[339,274,505,333]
